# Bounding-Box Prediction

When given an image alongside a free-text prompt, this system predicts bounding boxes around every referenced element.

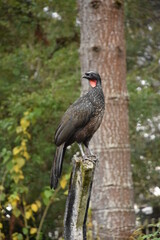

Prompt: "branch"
[36,186,61,240]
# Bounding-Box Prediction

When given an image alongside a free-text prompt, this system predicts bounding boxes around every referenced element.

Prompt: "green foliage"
[125,0,160,208]
[130,222,160,240]
[0,0,80,239]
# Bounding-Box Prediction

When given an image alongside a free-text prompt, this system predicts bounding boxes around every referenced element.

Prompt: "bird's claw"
[82,155,98,165]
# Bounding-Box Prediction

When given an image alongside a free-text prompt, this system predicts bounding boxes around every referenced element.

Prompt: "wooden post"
[64,156,97,240]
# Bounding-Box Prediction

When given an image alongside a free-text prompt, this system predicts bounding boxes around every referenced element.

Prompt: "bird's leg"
[85,145,97,158]
[84,145,98,164]
[78,143,97,164]
[78,143,92,161]
[78,144,98,164]
[85,146,93,156]
[78,143,85,158]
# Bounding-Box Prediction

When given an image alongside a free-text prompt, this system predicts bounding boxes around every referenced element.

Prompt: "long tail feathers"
[50,143,65,189]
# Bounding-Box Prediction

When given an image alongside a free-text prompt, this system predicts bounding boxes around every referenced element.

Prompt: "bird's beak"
[83,73,90,79]
[83,74,87,79]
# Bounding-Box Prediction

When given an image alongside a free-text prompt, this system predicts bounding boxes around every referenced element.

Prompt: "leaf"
[64,190,68,195]
[25,131,31,139]
[20,118,30,130]
[0,185,4,191]
[16,126,22,134]
[17,158,25,168]
[11,199,17,207]
[22,227,28,235]
[24,111,29,116]
[12,174,20,184]
[19,174,24,180]
[31,203,38,212]
[42,198,48,206]
[12,233,18,240]
[7,161,13,171]
[0,223,3,229]
[42,189,53,205]
[1,149,11,164]
[30,228,37,234]
[35,200,41,208]
[21,140,26,148]
[0,193,5,201]
[17,233,23,240]
[0,232,5,239]
[13,165,20,173]
[23,151,30,160]
[9,194,20,207]
[44,189,52,199]
[60,176,67,189]
[13,147,22,156]
[25,210,32,219]
[13,208,21,218]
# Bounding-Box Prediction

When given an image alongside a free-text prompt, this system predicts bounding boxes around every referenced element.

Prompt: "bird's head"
[83,71,101,88]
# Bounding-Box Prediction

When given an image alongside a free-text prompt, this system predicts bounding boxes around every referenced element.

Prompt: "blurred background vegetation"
[0,0,160,239]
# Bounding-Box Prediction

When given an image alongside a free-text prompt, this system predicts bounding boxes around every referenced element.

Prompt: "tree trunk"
[78,0,135,239]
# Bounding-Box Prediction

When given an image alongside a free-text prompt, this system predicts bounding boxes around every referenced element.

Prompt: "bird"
[50,71,105,189]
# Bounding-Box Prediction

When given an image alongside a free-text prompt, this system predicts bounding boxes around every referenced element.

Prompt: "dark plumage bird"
[50,71,105,189]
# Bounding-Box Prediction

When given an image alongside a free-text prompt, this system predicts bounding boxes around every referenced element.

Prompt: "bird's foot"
[90,154,97,158]
[82,154,98,165]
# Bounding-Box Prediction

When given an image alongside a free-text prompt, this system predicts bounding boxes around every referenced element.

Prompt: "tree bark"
[78,0,135,239]
[64,156,96,240]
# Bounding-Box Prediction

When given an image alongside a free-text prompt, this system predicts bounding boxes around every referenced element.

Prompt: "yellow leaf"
[24,111,29,116]
[13,146,22,156]
[0,223,3,229]
[13,165,19,173]
[31,203,38,212]
[15,195,20,201]
[0,232,5,239]
[13,157,22,163]
[20,118,30,130]
[35,200,41,208]
[19,174,24,180]
[12,232,20,240]
[12,235,18,240]
[30,228,37,234]
[60,176,67,189]
[23,151,30,160]
[9,194,20,207]
[17,158,25,168]
[28,133,31,139]
[0,185,4,191]
[25,131,31,139]
[11,199,18,207]
[21,140,26,147]
[26,210,32,219]
[14,195,20,201]
[12,175,19,184]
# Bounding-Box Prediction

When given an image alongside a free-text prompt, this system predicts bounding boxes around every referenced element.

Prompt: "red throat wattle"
[89,79,97,87]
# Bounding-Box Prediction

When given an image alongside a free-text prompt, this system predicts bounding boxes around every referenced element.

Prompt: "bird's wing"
[55,96,94,146]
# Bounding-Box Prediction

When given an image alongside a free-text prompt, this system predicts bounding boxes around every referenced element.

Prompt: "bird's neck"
[88,85,104,103]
